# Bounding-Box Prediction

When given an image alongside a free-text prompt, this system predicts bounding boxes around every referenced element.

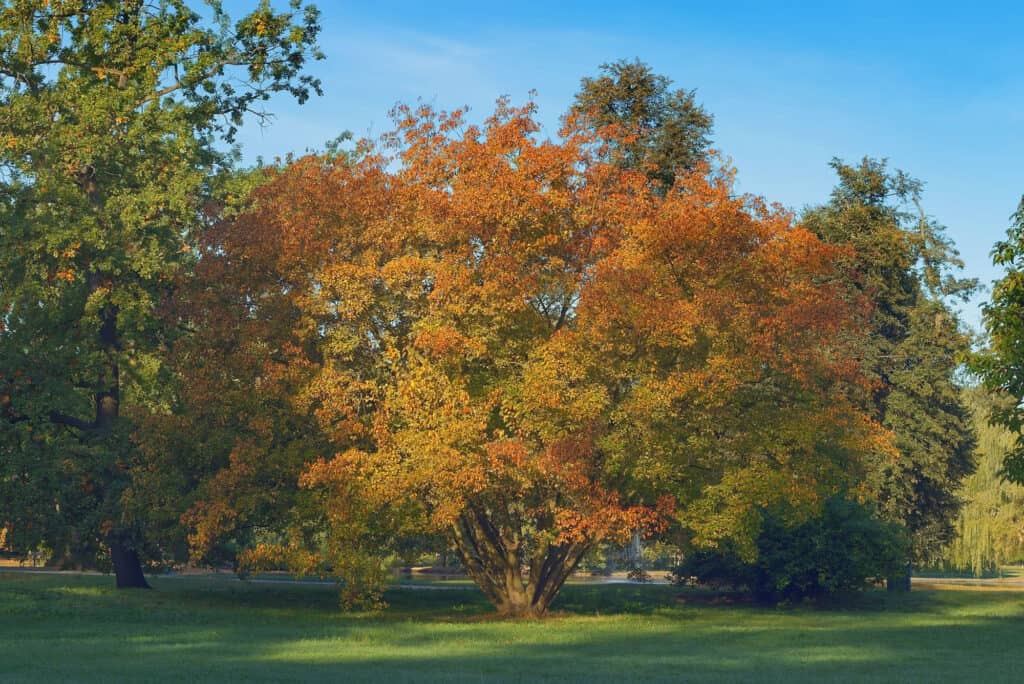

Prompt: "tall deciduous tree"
[571,59,713,192]
[802,158,977,585]
[130,166,341,579]
[976,199,1024,483]
[190,99,880,616]
[0,0,321,587]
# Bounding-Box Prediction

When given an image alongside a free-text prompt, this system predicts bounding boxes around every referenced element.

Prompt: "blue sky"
[227,1,1023,330]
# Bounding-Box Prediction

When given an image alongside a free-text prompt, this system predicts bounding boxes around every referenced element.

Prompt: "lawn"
[1,572,1022,683]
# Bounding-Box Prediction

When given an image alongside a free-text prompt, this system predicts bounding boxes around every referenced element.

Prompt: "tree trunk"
[110,540,149,589]
[451,509,589,617]
[95,295,151,589]
[45,544,91,570]
[887,561,912,592]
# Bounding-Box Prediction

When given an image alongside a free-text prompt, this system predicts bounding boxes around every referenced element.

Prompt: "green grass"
[2,573,1023,682]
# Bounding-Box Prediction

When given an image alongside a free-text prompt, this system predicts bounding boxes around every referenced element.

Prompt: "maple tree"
[129,166,340,577]
[177,97,883,616]
[0,0,321,587]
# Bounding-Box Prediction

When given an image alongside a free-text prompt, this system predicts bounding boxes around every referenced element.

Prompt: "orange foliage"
[181,97,883,615]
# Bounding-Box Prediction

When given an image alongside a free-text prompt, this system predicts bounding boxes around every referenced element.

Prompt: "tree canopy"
[571,59,713,192]
[0,28,996,612]
[801,158,976,571]
[0,0,321,586]
[976,199,1024,483]
[168,97,886,615]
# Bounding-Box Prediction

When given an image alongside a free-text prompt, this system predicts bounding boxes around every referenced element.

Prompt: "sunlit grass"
[2,572,1024,682]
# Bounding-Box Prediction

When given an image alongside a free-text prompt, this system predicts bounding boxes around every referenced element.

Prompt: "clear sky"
[227,1,1023,331]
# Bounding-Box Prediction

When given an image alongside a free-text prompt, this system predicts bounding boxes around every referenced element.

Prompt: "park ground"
[1,572,1023,682]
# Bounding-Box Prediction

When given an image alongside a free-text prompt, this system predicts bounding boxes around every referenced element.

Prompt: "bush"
[674,497,907,603]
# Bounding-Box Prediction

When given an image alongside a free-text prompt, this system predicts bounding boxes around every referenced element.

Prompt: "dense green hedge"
[674,497,907,603]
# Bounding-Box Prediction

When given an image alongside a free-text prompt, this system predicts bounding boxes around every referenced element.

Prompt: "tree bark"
[90,276,150,589]
[44,530,93,570]
[451,510,589,618]
[110,540,149,589]
[887,561,912,592]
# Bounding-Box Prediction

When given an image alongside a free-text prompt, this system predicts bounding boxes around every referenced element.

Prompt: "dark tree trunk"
[451,509,589,617]
[887,561,912,592]
[44,532,93,570]
[93,293,150,589]
[95,302,120,430]
[110,540,149,589]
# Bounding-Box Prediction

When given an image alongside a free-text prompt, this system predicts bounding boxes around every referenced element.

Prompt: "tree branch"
[48,411,95,432]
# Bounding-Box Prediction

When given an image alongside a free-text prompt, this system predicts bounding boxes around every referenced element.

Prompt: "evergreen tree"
[801,158,977,584]
[571,58,713,192]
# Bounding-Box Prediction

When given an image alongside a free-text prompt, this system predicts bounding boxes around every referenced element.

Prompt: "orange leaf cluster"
[172,97,885,608]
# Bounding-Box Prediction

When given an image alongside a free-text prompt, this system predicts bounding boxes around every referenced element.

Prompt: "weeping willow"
[945,388,1024,576]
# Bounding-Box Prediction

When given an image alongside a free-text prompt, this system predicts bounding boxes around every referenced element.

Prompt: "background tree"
[944,387,1024,576]
[572,59,714,572]
[675,496,907,604]
[195,98,882,616]
[801,158,977,588]
[130,162,396,602]
[0,0,321,587]
[976,199,1024,483]
[571,59,713,192]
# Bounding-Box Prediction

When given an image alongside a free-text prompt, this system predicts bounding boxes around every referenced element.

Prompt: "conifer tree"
[802,158,977,586]
[571,59,713,192]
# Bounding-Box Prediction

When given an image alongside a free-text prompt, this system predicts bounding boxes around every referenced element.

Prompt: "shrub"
[674,497,907,603]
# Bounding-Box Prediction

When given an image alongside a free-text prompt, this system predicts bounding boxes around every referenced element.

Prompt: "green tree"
[0,0,321,587]
[801,158,977,588]
[675,496,907,604]
[571,58,713,191]
[945,387,1024,576]
[976,199,1024,483]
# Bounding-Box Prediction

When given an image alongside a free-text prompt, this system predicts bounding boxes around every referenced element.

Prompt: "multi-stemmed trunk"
[451,506,589,617]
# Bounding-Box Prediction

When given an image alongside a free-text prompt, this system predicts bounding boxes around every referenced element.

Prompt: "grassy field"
[1,572,1023,682]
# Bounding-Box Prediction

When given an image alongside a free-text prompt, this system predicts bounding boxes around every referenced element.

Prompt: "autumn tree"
[801,158,977,588]
[129,164,349,579]
[187,98,881,616]
[0,0,321,587]
[571,58,713,191]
